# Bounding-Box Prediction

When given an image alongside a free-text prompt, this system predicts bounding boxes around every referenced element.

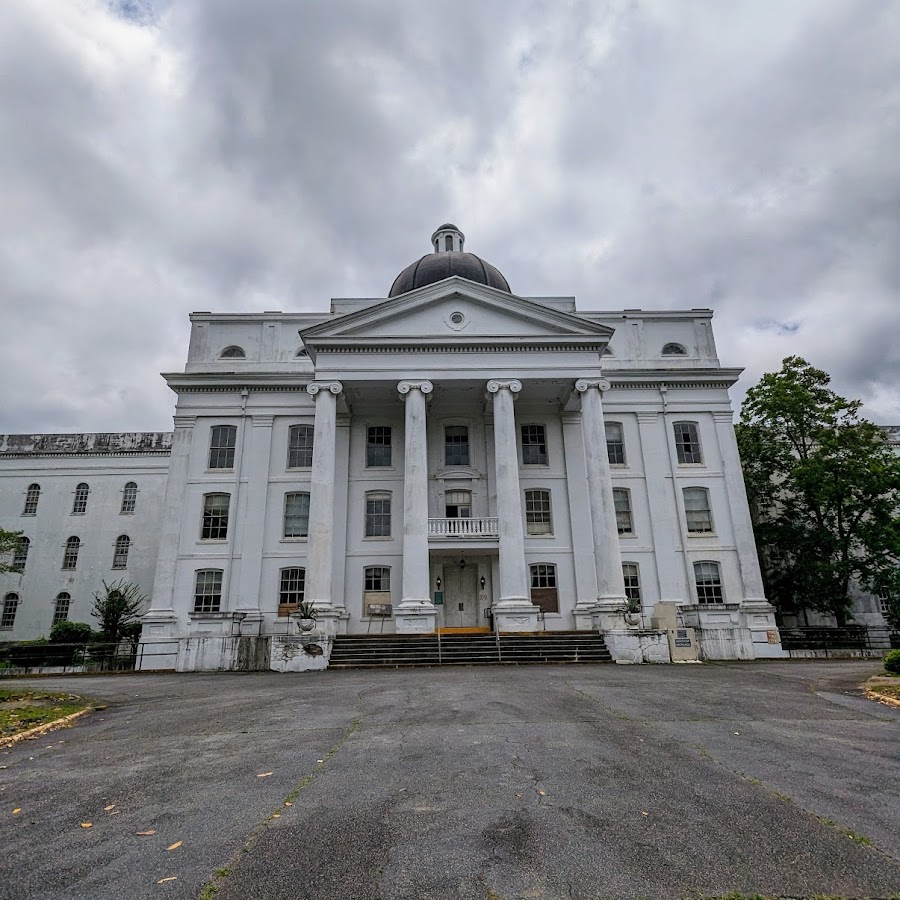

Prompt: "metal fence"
[778,626,885,651]
[0,641,137,676]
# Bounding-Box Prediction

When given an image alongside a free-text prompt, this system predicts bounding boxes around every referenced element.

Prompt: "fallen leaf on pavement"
[256,772,273,778]
[157,877,177,883]
[284,801,293,807]
[80,822,93,828]
[12,808,21,814]
[166,841,183,851]
[136,830,157,836]
[641,811,649,816]
[104,805,116,811]
[538,790,546,796]
[272,813,281,818]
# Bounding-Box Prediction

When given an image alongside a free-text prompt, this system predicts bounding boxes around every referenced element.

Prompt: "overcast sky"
[1,0,898,434]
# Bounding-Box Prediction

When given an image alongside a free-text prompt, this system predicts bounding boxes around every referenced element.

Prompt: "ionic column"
[305,381,343,609]
[575,379,627,606]
[397,380,434,609]
[487,379,530,607]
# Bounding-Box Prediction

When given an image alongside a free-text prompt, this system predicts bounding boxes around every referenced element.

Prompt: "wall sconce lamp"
[459,557,466,571]
[436,576,442,590]
[480,575,486,590]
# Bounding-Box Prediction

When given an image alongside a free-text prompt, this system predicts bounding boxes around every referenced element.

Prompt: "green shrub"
[884,649,900,676]
[49,621,95,644]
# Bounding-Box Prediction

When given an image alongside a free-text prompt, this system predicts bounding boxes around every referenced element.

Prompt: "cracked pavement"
[1,661,899,900]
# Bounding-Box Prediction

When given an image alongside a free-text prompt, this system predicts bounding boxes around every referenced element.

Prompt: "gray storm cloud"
[0,0,898,431]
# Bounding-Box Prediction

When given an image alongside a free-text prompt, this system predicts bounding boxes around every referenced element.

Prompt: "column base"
[604,629,672,664]
[573,603,598,631]
[494,603,542,632]
[137,611,180,670]
[739,599,785,659]
[396,601,437,634]
[591,597,629,632]
[232,611,263,636]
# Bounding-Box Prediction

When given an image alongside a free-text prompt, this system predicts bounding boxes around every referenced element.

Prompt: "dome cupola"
[389,225,511,297]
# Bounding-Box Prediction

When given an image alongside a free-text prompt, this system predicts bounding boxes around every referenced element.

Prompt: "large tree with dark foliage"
[736,357,900,626]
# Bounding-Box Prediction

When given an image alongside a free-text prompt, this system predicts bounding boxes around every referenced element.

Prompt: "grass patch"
[868,683,900,701]
[0,688,92,738]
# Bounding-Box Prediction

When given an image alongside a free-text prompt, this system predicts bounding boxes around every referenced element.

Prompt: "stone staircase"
[328,631,612,668]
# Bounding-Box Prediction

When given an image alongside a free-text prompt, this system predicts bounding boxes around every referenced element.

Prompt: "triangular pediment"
[300,277,612,359]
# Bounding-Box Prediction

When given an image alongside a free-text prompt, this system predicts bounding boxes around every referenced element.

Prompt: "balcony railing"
[428,517,499,538]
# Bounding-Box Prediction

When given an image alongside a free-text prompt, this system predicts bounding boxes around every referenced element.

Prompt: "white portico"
[130,224,783,670]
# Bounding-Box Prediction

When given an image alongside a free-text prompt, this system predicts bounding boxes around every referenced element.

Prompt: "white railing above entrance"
[428,517,499,538]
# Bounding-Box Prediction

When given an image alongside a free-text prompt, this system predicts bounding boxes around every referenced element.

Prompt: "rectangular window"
[606,422,626,465]
[366,426,392,467]
[530,564,559,613]
[521,425,548,466]
[278,567,306,613]
[694,562,724,604]
[365,492,391,537]
[208,425,237,469]
[622,563,641,603]
[613,488,633,534]
[201,493,230,540]
[445,490,472,518]
[288,424,315,468]
[283,492,310,538]
[193,569,223,613]
[674,422,703,465]
[683,487,714,533]
[444,426,470,466]
[525,489,552,535]
[364,566,391,592]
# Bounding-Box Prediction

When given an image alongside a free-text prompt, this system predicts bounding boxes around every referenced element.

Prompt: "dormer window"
[662,343,687,356]
[220,346,246,359]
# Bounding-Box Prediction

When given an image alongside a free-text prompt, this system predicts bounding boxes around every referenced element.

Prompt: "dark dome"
[389,246,510,297]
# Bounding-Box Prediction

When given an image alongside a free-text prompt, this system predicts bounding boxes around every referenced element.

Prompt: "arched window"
[530,564,559,613]
[662,343,687,356]
[283,492,310,538]
[72,483,90,515]
[673,422,703,465]
[694,561,724,605]
[524,489,552,535]
[612,488,634,534]
[208,425,237,469]
[220,345,246,358]
[193,569,223,613]
[112,535,131,569]
[11,536,29,573]
[278,567,306,615]
[683,487,714,533]
[52,592,71,626]
[120,482,138,515]
[1,593,19,630]
[23,483,41,516]
[365,492,392,537]
[287,424,315,469]
[201,494,230,540]
[62,537,81,570]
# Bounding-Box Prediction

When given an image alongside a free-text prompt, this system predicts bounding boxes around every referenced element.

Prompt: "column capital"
[172,415,197,430]
[307,381,343,397]
[486,378,522,395]
[712,411,736,424]
[251,415,275,428]
[397,379,434,396]
[575,378,611,394]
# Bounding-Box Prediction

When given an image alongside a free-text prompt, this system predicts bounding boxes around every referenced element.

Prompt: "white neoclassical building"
[1,225,787,669]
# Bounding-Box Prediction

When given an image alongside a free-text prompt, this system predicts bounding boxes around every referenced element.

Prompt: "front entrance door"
[442,565,479,628]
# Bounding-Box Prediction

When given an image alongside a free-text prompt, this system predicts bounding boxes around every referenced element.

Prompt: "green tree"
[736,356,900,625]
[0,528,25,573]
[91,579,147,643]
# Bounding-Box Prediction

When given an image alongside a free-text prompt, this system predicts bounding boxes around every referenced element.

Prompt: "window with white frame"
[364,566,391,593]
[445,490,472,519]
[606,422,626,465]
[193,569,223,613]
[366,426,392,467]
[674,422,703,465]
[62,536,80,570]
[1,593,19,629]
[365,492,391,537]
[622,563,641,604]
[529,564,559,613]
[283,492,310,538]
[278,567,306,613]
[613,488,634,534]
[120,482,138,515]
[220,345,245,359]
[683,487,714,533]
[288,424,315,469]
[112,535,130,569]
[11,536,29,573]
[525,489,552,535]
[208,425,237,469]
[662,343,687,356]
[23,483,40,516]
[52,592,71,626]
[201,493,230,540]
[72,483,89,515]
[694,561,724,604]
[521,425,548,466]
[444,426,470,466]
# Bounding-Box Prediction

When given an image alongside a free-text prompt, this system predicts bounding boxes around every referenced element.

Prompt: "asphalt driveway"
[1,661,898,900]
